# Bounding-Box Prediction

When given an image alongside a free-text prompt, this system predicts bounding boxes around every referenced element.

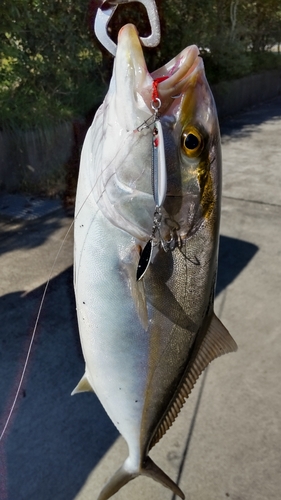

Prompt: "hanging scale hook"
[94,0,161,56]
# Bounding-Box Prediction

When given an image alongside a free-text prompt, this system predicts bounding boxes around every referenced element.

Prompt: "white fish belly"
[74,138,151,458]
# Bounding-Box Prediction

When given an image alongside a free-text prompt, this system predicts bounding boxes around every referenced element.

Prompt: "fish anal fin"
[150,312,237,448]
[71,374,95,395]
[204,312,238,359]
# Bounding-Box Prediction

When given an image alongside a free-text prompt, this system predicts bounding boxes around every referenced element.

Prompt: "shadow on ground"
[216,235,258,296]
[220,95,281,140]
[0,235,258,500]
[0,208,71,257]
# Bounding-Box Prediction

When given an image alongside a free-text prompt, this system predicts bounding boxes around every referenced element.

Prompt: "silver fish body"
[73,24,237,500]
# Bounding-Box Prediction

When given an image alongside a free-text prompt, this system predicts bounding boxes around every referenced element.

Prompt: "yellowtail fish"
[73,23,237,500]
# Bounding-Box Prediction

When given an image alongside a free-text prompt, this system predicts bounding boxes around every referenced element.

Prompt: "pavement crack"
[222,195,281,209]
[171,369,208,500]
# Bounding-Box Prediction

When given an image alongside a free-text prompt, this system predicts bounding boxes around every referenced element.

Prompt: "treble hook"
[94,0,161,56]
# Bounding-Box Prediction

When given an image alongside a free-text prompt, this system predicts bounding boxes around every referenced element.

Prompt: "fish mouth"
[116,24,203,114]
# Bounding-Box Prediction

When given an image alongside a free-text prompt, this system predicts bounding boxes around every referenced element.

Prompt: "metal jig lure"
[94,1,166,280]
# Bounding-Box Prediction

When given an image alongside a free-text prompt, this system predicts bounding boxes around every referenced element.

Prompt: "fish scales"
[73,23,237,500]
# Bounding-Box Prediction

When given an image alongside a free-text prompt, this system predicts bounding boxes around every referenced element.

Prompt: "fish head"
[94,23,221,243]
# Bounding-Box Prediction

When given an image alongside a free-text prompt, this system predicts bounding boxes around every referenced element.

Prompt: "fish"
[73,23,237,500]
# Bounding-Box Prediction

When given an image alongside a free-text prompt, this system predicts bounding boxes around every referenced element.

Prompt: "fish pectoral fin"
[151,312,237,448]
[97,456,184,500]
[71,374,95,395]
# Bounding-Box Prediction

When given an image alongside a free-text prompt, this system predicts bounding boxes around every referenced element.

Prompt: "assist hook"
[94,0,160,56]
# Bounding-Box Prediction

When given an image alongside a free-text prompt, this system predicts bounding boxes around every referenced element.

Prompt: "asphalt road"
[0,96,280,500]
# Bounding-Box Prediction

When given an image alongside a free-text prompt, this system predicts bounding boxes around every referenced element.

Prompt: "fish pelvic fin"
[151,312,237,448]
[71,374,94,395]
[97,456,184,500]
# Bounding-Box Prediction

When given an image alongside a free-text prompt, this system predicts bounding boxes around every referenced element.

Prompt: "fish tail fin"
[97,456,184,500]
[141,456,185,499]
[97,460,137,500]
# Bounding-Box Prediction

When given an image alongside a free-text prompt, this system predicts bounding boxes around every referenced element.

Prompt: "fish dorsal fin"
[71,374,95,395]
[150,312,237,449]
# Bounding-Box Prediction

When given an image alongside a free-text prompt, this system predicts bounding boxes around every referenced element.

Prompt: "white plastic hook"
[94,0,161,56]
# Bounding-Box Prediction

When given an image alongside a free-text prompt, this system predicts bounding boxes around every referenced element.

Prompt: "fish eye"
[182,128,203,157]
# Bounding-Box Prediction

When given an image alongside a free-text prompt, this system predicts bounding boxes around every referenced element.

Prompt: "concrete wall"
[212,69,281,119]
[0,70,280,193]
[0,122,73,192]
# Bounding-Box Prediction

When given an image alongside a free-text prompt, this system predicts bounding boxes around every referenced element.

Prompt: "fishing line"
[0,128,137,443]
[0,221,74,444]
